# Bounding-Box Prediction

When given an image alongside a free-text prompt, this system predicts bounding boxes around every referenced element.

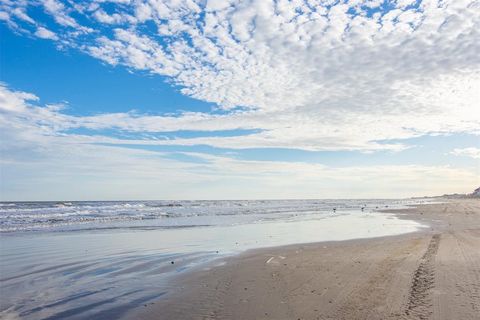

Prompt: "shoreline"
[0,199,429,320]
[127,199,480,320]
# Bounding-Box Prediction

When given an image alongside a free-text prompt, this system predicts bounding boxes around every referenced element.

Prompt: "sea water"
[0,199,430,319]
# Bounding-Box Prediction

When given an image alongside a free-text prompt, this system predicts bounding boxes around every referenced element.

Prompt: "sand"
[129,199,480,320]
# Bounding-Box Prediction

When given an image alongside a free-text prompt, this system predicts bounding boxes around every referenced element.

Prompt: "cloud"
[2,132,478,200]
[42,0,83,30]
[0,84,38,112]
[34,26,58,40]
[1,84,478,200]
[0,0,478,153]
[450,147,480,159]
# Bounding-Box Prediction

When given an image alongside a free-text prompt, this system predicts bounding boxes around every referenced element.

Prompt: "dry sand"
[130,199,480,320]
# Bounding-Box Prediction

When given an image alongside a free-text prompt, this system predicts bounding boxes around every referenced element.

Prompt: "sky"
[0,0,479,201]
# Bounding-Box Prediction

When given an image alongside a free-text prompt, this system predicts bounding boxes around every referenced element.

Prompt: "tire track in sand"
[405,234,440,320]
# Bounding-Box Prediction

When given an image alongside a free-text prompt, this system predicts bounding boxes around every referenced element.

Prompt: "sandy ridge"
[405,234,440,320]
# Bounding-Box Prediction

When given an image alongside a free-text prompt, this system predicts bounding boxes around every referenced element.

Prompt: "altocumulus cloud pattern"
[1,0,479,151]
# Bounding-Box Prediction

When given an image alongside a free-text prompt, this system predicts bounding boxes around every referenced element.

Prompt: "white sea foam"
[0,199,431,233]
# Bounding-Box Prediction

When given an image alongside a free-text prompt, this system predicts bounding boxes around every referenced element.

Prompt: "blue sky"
[0,0,479,200]
[1,24,213,115]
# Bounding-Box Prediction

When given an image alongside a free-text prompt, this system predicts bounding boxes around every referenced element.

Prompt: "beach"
[0,199,427,319]
[2,1,478,319]
[131,199,480,320]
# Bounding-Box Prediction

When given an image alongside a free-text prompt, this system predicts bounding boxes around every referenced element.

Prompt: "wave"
[0,199,433,233]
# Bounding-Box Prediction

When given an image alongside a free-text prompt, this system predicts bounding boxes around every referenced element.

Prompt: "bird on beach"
[333,208,336,213]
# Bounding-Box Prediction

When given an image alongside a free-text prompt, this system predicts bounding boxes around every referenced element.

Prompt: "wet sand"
[130,199,480,320]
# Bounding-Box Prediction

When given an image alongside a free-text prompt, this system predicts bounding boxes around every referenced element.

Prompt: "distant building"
[471,187,480,197]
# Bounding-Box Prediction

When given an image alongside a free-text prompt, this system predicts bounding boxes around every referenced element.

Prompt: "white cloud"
[450,148,480,159]
[34,26,58,40]
[11,7,35,24]
[42,0,80,29]
[1,67,479,152]
[1,84,478,200]
[2,0,478,152]
[0,85,38,112]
